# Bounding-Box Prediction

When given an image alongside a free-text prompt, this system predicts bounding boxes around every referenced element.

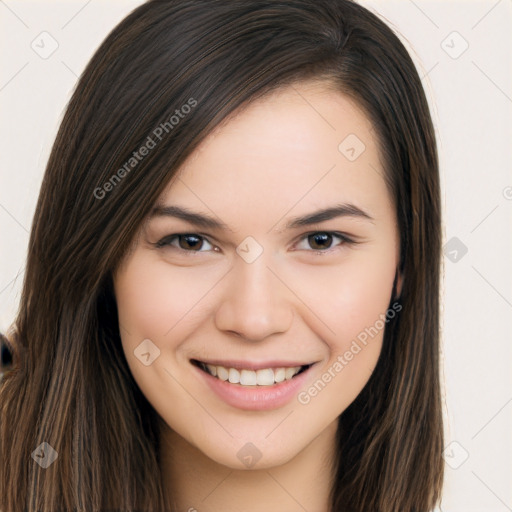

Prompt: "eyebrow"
[149,203,374,231]
[283,203,374,229]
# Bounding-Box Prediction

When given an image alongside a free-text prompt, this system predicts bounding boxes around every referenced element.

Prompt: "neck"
[159,419,337,512]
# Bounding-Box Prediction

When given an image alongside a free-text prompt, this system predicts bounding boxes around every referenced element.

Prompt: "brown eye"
[308,232,334,250]
[155,233,215,252]
[177,234,203,251]
[294,231,353,253]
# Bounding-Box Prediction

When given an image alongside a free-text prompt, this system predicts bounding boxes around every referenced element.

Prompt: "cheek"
[114,256,223,342]
[294,254,397,414]
[113,255,229,410]
[337,258,396,342]
[293,247,397,346]
[113,257,212,422]
[293,243,397,391]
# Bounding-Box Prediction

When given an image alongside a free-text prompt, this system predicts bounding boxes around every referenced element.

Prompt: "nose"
[214,253,294,342]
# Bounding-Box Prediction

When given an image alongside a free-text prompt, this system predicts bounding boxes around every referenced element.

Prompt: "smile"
[191,358,315,411]
[194,360,311,386]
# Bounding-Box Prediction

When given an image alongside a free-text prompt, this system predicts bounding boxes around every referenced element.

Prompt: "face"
[113,81,401,470]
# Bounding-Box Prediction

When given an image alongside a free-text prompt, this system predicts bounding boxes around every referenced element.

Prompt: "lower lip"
[193,364,313,411]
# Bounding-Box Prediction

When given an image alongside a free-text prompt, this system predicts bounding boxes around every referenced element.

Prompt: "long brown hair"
[0,1,443,510]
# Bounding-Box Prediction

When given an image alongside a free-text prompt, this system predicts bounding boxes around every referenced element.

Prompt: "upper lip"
[192,358,315,371]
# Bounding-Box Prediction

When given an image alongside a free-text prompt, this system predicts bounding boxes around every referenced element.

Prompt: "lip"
[192,360,316,411]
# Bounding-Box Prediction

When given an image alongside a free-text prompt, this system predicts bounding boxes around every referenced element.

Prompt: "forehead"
[158,82,391,228]
[182,82,376,166]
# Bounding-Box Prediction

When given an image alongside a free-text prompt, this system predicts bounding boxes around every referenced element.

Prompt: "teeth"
[256,368,274,386]
[228,368,240,384]
[274,368,286,383]
[285,367,298,380]
[240,369,257,385]
[201,363,304,386]
[217,366,229,381]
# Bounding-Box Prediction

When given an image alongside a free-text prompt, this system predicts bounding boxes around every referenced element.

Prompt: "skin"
[114,81,402,512]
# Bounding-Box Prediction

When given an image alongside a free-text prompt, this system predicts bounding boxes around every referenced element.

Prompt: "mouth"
[191,359,312,387]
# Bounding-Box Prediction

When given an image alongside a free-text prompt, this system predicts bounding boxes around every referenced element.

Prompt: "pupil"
[309,233,331,250]
[180,235,201,250]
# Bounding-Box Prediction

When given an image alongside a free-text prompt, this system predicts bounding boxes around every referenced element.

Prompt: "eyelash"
[153,231,356,255]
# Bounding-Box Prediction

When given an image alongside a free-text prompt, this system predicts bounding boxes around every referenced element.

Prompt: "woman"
[0,1,444,510]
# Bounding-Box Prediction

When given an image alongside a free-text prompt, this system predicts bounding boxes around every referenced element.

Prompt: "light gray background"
[1,1,511,510]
